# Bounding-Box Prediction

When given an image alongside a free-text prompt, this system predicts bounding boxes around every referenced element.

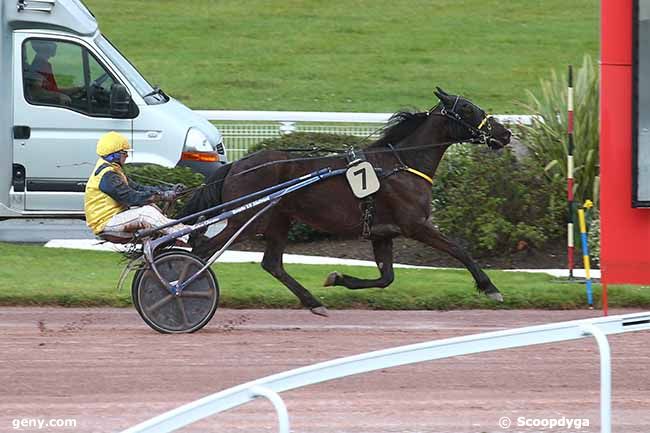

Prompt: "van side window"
[23,39,120,116]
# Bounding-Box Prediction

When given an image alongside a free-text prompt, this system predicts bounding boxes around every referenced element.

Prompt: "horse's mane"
[368,111,430,148]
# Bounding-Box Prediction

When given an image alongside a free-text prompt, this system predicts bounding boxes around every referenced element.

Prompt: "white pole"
[250,386,290,433]
[582,324,612,433]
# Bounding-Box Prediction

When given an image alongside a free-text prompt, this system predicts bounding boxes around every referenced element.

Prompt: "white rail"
[120,311,650,433]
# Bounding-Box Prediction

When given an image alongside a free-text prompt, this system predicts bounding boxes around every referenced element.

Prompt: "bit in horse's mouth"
[488,138,507,149]
[490,130,513,148]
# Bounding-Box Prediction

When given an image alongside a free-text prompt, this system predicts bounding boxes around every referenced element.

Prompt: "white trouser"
[102,205,190,243]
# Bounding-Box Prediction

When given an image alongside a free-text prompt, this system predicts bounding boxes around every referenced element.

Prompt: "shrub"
[123,164,205,217]
[516,54,600,207]
[249,131,360,155]
[431,144,565,256]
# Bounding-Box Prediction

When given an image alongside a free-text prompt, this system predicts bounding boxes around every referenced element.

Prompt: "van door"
[12,33,134,212]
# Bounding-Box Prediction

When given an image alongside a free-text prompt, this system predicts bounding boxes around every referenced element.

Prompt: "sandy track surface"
[1,307,649,433]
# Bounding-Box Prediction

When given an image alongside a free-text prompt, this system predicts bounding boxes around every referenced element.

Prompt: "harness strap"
[345,148,377,239]
[386,143,434,185]
[405,167,434,185]
[361,196,375,239]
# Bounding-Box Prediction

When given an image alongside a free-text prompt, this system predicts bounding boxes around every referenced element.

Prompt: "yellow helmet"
[96,132,131,157]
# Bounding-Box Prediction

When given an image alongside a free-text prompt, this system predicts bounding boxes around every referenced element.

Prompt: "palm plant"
[516,55,599,206]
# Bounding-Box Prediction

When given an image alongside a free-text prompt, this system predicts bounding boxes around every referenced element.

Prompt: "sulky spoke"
[175,297,190,327]
[181,290,213,299]
[145,294,174,314]
[176,261,195,286]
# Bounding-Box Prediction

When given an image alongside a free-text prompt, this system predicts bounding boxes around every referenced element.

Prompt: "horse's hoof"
[311,306,329,317]
[323,272,342,287]
[487,292,504,302]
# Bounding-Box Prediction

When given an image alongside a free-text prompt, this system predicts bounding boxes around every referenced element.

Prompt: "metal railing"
[119,311,650,433]
[197,110,534,161]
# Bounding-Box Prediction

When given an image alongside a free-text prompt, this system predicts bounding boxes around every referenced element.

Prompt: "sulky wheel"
[132,250,219,333]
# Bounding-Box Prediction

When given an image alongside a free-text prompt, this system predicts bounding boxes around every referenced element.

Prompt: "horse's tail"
[179,162,233,222]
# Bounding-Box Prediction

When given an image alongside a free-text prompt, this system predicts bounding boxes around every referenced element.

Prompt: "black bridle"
[429,96,501,148]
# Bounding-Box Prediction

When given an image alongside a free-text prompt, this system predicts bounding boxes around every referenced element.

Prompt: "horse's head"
[433,87,511,149]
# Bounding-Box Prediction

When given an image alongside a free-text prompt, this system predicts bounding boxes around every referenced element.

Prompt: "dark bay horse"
[182,88,512,316]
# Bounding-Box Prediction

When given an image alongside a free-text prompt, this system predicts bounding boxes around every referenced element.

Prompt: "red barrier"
[600,0,650,303]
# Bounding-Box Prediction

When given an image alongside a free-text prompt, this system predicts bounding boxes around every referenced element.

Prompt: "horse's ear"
[434,87,451,104]
[435,86,449,96]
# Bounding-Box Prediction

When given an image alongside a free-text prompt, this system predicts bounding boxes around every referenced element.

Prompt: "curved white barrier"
[120,312,650,433]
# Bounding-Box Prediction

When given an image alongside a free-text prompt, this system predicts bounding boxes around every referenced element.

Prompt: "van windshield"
[95,35,167,104]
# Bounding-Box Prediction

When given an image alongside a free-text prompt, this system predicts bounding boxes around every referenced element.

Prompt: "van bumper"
[177,159,227,179]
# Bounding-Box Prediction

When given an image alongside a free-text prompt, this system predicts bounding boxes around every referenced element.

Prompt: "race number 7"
[345,161,380,199]
[353,167,368,190]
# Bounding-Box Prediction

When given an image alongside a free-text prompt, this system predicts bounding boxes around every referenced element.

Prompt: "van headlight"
[181,127,219,162]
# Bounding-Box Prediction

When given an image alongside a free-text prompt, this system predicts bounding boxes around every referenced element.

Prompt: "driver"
[84,131,191,243]
[28,40,79,105]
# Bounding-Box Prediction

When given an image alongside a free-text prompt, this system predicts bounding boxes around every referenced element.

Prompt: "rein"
[178,138,458,197]
[178,102,504,197]
[216,139,458,182]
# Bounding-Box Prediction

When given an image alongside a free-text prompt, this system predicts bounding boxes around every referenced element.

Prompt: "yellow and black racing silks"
[84,159,162,234]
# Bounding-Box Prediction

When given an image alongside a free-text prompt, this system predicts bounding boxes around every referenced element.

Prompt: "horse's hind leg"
[261,215,329,317]
[324,238,395,289]
[408,221,503,301]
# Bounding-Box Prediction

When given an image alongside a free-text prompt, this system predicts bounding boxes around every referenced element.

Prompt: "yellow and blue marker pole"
[578,200,594,308]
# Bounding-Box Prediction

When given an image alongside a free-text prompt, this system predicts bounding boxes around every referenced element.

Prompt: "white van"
[0,0,228,218]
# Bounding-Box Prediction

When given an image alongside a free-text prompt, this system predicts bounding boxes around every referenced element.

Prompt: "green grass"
[2,243,647,310]
[83,0,599,113]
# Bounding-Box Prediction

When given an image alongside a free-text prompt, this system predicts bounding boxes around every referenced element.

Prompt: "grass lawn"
[83,0,599,113]
[2,243,647,310]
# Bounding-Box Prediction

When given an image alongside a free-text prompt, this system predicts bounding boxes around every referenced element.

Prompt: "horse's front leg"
[323,237,395,289]
[407,220,503,302]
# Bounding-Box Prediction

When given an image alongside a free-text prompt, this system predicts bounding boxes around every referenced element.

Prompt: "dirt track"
[1,307,649,433]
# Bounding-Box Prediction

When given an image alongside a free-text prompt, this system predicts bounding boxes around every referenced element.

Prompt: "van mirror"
[110,83,132,118]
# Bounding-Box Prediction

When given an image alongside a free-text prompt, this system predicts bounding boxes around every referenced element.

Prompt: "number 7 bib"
[345,161,380,199]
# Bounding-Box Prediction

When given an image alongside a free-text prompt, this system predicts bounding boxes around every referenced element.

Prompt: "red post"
[600,0,650,316]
